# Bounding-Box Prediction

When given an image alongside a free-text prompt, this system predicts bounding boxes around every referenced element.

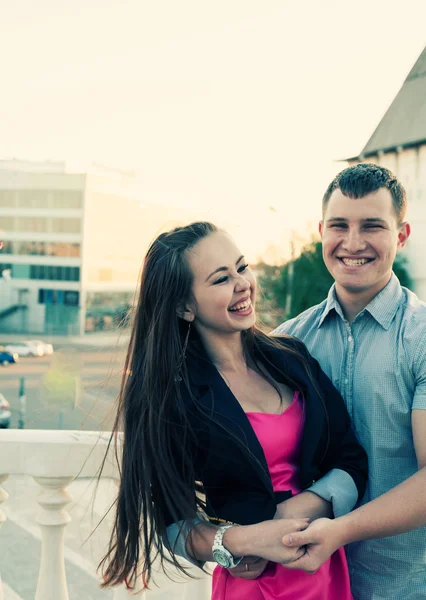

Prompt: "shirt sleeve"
[412,338,426,410]
[307,468,360,517]
[163,514,208,567]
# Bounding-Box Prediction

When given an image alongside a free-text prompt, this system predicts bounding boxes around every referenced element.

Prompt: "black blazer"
[172,335,368,528]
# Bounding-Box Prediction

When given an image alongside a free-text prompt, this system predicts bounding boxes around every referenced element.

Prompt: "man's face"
[320,188,410,298]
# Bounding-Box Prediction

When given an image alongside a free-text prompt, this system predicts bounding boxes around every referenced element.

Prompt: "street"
[0,339,127,431]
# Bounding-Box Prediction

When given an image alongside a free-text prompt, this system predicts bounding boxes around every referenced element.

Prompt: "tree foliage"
[257,240,412,328]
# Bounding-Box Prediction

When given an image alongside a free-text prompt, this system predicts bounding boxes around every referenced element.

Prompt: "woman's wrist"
[222,525,251,557]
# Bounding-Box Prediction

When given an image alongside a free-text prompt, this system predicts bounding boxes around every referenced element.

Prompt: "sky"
[1,0,426,262]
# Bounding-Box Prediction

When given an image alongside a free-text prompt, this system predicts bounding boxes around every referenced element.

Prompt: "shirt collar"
[363,273,403,330]
[318,284,345,327]
[318,273,403,330]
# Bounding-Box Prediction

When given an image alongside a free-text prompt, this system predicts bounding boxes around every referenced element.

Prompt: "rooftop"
[349,46,426,160]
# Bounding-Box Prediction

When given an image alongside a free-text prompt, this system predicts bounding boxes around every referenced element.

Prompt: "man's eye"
[364,225,383,229]
[238,264,249,273]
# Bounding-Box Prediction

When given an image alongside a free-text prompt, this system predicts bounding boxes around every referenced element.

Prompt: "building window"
[64,291,79,306]
[38,288,79,306]
[51,191,83,209]
[0,241,13,253]
[0,263,12,277]
[29,265,80,281]
[16,190,49,209]
[0,191,16,208]
[51,218,81,233]
[0,217,14,232]
[12,264,31,279]
[11,217,81,234]
[8,241,81,257]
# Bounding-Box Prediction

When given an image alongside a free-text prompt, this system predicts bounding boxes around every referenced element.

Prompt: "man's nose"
[341,228,366,253]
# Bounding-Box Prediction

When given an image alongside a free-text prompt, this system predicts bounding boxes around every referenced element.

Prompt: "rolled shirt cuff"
[307,468,359,518]
[164,514,208,568]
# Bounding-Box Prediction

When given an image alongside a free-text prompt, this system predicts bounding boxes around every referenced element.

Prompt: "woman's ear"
[176,304,194,323]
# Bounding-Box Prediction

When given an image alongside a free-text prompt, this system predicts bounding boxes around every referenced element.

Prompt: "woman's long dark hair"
[99,221,328,590]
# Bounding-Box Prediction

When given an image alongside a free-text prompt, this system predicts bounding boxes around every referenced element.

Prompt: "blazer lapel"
[255,342,326,474]
[188,348,274,495]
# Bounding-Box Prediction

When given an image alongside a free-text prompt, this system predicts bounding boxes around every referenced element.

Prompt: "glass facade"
[86,290,133,308]
[1,217,81,234]
[38,289,79,306]
[0,189,83,209]
[11,264,80,281]
[0,240,80,257]
[0,263,12,277]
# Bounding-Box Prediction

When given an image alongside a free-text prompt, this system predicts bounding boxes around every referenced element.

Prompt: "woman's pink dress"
[211,391,353,600]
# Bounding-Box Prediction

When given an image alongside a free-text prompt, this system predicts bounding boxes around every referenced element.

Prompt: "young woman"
[100,222,368,599]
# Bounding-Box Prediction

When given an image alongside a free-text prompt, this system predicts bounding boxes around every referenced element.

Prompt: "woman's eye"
[238,263,249,273]
[213,276,228,285]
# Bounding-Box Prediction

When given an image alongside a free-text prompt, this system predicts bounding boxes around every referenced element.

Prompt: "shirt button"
[345,378,349,384]
[348,336,353,343]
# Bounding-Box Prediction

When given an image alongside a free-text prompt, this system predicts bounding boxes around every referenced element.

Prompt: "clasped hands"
[228,517,340,580]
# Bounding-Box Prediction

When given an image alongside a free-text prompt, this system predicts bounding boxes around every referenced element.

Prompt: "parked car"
[0,393,11,428]
[4,341,42,357]
[0,349,18,366]
[26,339,54,356]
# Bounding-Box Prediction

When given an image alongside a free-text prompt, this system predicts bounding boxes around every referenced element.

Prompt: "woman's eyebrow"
[206,255,244,282]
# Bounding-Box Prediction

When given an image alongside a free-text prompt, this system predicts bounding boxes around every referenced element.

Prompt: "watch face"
[213,549,232,568]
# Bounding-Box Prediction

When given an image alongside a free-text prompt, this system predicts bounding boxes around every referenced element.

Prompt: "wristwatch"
[212,525,243,568]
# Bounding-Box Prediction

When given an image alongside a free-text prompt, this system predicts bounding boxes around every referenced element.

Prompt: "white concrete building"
[0,160,148,335]
[346,46,426,299]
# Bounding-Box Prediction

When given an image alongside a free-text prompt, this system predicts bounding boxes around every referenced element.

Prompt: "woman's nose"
[235,274,251,292]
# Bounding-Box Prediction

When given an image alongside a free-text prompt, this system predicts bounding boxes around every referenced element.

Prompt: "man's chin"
[334,277,373,295]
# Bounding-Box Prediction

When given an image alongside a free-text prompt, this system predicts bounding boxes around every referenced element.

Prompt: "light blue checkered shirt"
[274,273,426,600]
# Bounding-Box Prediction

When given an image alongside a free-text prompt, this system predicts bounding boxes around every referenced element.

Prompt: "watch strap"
[213,525,243,568]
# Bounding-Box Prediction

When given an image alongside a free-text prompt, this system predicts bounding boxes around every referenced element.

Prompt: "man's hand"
[281,518,343,573]
[227,556,268,580]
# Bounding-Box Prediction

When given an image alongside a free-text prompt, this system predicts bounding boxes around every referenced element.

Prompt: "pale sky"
[1,1,426,262]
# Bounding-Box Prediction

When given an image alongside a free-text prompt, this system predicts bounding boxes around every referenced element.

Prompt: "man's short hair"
[322,163,407,224]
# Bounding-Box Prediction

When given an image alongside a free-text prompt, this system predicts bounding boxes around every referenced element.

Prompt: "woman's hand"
[226,518,309,565]
[281,518,342,573]
[227,556,269,580]
[274,491,333,521]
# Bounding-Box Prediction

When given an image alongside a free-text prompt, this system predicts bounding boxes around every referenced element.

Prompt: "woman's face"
[184,231,257,336]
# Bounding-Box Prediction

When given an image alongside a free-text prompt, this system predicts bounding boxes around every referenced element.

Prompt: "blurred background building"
[0,160,146,335]
[347,45,426,299]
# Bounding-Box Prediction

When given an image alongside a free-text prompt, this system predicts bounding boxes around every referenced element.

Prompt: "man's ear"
[319,220,324,237]
[397,222,411,252]
[176,304,194,323]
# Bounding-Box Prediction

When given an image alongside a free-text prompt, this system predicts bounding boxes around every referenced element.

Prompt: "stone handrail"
[0,429,211,599]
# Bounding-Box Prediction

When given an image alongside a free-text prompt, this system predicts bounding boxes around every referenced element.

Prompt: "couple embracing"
[100,163,426,600]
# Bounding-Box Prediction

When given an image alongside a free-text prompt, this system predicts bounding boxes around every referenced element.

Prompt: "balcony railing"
[0,429,211,600]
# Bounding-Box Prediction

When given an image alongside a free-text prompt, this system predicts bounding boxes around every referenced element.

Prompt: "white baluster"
[0,475,9,600]
[33,475,74,600]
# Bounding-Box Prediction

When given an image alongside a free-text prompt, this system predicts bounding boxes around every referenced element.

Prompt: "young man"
[274,163,426,600]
